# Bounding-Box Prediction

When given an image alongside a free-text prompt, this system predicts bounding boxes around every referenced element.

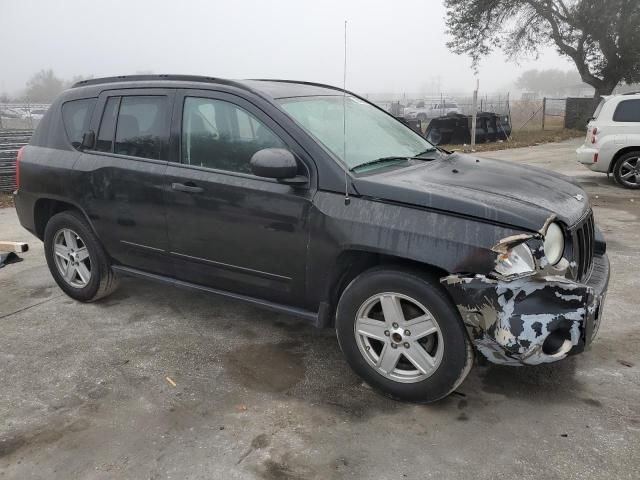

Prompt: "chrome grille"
[573,211,595,281]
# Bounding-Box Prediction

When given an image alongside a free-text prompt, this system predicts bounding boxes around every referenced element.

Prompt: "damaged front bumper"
[441,253,610,366]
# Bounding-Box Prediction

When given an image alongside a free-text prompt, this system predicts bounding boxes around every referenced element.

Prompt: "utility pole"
[471,79,479,149]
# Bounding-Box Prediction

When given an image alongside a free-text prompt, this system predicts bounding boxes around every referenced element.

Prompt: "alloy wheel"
[354,292,444,383]
[53,228,92,288]
[618,157,640,187]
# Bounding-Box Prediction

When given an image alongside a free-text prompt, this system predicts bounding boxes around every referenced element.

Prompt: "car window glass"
[61,98,96,148]
[95,97,119,152]
[591,98,605,119]
[613,99,640,122]
[182,97,286,173]
[114,96,168,159]
[279,96,432,170]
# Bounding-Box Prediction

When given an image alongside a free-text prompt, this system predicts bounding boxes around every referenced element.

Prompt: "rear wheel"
[335,268,473,403]
[44,210,119,302]
[613,151,640,189]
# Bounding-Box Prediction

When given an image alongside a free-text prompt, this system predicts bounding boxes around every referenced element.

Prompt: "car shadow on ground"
[99,277,593,418]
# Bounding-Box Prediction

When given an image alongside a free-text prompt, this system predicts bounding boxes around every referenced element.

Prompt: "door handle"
[171,182,204,194]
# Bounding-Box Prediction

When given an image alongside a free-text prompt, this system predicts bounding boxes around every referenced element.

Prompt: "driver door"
[163,90,314,306]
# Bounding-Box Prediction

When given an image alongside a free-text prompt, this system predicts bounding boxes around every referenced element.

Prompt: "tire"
[428,128,443,145]
[613,151,640,189]
[44,210,119,302]
[335,267,473,403]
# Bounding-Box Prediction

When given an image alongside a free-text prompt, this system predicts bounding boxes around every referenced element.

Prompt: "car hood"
[352,153,590,232]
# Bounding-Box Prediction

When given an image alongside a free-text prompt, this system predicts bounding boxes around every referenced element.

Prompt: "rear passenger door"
[73,88,175,275]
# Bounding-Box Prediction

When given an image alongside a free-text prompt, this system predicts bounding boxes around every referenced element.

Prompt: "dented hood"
[353,153,590,232]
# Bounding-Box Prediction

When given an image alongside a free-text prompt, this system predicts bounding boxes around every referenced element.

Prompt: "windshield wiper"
[349,157,410,172]
[414,147,438,156]
[350,153,439,172]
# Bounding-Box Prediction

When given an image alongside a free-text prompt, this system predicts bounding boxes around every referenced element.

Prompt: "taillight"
[591,127,598,144]
[15,146,25,191]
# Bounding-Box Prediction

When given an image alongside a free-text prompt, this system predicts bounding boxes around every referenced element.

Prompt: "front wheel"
[335,268,473,403]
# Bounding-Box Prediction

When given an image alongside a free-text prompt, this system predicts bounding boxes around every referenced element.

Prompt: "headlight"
[495,242,535,279]
[543,222,564,265]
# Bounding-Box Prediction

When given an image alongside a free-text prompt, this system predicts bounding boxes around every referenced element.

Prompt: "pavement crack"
[236,447,253,465]
[0,293,64,319]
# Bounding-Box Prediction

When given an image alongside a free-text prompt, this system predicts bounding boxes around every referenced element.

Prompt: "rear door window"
[61,98,96,148]
[94,95,170,159]
[115,96,169,159]
[613,99,640,122]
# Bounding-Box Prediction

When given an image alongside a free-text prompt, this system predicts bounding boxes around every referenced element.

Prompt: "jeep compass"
[14,75,610,402]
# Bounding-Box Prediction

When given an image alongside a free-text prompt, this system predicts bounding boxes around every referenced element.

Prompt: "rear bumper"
[441,253,610,366]
[14,190,38,237]
[576,145,606,172]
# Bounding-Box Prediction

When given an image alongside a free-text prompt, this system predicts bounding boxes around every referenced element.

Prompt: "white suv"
[404,101,461,121]
[576,93,640,189]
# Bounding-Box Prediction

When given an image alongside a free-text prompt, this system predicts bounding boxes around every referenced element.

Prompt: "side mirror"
[80,130,95,150]
[250,148,307,185]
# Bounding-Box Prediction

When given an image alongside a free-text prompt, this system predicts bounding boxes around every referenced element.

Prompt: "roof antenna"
[343,20,350,206]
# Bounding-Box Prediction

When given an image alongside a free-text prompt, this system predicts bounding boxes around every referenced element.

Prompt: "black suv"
[15,75,610,402]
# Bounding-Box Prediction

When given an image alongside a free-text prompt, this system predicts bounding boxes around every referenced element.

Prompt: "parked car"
[0,107,26,119]
[28,108,48,121]
[15,75,609,403]
[403,100,461,121]
[576,92,640,189]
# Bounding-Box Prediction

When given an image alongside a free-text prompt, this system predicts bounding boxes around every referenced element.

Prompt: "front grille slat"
[572,211,595,281]
[577,227,586,279]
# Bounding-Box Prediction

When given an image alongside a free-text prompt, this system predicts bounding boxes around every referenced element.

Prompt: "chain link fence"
[372,94,577,132]
[0,104,49,130]
[0,130,32,192]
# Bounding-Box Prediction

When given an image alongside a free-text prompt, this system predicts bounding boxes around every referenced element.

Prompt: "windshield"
[277,95,435,171]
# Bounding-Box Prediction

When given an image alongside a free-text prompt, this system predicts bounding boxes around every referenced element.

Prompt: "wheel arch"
[319,249,449,328]
[33,198,93,240]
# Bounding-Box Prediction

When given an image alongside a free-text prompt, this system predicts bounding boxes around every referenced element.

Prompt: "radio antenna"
[343,20,350,206]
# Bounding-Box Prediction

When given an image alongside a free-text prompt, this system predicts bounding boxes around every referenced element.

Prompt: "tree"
[445,0,640,98]
[24,69,65,102]
[515,68,586,95]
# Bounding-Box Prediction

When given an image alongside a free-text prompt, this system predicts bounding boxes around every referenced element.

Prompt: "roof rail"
[71,74,240,89]
[250,78,347,94]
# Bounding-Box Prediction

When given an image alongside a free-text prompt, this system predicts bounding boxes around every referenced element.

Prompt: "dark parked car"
[15,75,609,402]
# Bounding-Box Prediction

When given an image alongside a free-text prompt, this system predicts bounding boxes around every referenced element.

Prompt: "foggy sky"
[1,0,573,97]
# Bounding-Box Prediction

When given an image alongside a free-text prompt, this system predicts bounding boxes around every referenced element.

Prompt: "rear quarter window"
[61,98,97,148]
[591,98,605,120]
[613,99,640,122]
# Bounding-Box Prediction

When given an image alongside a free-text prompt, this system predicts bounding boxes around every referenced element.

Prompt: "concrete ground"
[1,138,639,479]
